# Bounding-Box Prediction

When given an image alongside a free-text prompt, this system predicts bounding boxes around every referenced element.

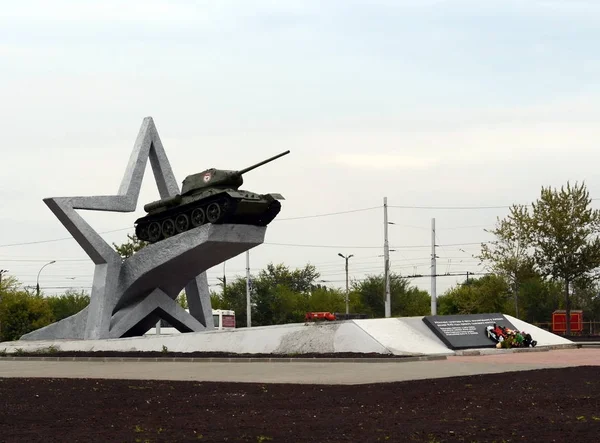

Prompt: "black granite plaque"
[422,313,517,350]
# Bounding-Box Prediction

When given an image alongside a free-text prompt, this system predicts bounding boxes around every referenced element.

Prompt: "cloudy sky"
[1,0,599,302]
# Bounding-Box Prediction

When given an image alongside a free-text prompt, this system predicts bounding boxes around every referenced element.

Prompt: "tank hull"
[134,189,282,243]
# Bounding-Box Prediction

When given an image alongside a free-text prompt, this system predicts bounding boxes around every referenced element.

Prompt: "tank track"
[134,196,281,244]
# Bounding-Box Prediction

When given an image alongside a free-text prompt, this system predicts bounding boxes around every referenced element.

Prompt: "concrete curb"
[454,344,579,356]
[0,355,447,363]
[574,342,600,347]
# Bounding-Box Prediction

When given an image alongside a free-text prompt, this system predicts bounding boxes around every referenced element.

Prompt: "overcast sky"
[1,0,600,301]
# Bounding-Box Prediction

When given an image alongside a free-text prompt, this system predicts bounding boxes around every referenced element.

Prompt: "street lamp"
[0,269,8,285]
[36,260,56,297]
[338,253,353,315]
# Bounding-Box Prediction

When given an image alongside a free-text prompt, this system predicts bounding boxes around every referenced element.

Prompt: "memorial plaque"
[422,313,517,350]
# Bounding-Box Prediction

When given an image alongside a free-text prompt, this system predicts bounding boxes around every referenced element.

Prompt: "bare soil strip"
[0,366,598,442]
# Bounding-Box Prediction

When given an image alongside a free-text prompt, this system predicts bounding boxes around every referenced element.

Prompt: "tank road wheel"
[175,214,189,233]
[136,224,149,242]
[162,219,176,238]
[148,221,161,242]
[206,202,221,223]
[191,208,205,227]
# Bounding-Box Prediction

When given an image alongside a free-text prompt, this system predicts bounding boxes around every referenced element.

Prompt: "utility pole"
[338,253,353,315]
[431,218,437,315]
[246,250,251,327]
[383,197,391,318]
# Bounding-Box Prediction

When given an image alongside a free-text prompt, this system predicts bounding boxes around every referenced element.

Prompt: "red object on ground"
[552,310,583,333]
[305,312,336,321]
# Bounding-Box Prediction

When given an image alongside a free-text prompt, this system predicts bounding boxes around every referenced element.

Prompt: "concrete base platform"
[0,315,574,357]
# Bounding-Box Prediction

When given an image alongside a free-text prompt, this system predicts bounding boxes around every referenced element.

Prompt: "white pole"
[345,258,349,314]
[384,197,391,318]
[338,253,353,317]
[246,250,251,327]
[431,217,437,315]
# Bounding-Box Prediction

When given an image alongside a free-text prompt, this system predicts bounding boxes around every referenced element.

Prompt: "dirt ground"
[0,366,598,442]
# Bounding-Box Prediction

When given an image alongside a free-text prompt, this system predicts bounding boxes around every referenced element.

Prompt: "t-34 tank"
[134,150,290,243]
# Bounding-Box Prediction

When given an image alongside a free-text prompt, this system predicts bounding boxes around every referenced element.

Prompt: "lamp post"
[338,253,353,315]
[0,269,7,286]
[36,260,56,297]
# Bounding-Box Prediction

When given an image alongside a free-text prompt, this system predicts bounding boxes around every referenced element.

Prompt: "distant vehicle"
[144,309,236,335]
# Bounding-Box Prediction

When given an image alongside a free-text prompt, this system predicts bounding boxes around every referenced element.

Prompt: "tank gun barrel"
[237,150,290,175]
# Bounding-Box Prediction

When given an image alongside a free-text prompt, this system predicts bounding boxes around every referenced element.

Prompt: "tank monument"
[3,117,573,357]
[19,117,289,341]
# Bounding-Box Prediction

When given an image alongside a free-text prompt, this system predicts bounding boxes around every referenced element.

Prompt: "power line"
[6,196,600,250]
[274,206,379,221]
[1,240,489,254]
[389,205,511,210]
[0,258,90,263]
[0,227,131,248]
[440,224,493,230]
[389,198,600,211]
[264,241,489,249]
[403,271,491,278]
[264,242,381,249]
[4,197,565,249]
[0,207,381,248]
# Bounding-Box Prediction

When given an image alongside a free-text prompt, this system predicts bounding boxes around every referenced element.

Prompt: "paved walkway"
[0,348,597,385]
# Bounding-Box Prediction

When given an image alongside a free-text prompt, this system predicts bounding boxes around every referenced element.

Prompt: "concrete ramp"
[503,314,573,347]
[1,315,573,356]
[0,321,393,355]
[353,318,453,356]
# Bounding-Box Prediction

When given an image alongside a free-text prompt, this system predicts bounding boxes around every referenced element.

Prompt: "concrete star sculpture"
[22,117,266,340]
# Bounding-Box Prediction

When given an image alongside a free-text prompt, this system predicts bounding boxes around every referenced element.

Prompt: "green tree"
[0,274,20,293]
[259,263,320,293]
[217,276,250,324]
[210,290,226,309]
[351,273,430,318]
[0,274,21,339]
[112,233,148,259]
[570,277,600,324]
[527,181,600,334]
[249,263,320,326]
[0,291,54,341]
[307,286,346,313]
[438,274,511,316]
[176,292,188,309]
[46,289,90,321]
[212,263,330,327]
[478,204,536,317]
[518,277,562,324]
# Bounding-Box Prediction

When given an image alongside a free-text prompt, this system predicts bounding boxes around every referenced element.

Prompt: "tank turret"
[134,150,290,243]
